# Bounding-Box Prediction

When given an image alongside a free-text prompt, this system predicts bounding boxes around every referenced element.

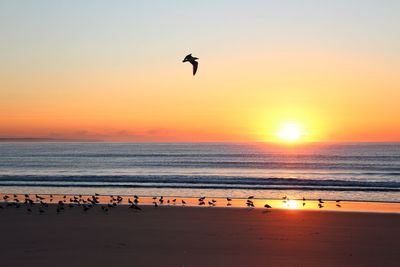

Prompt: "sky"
[0,0,399,142]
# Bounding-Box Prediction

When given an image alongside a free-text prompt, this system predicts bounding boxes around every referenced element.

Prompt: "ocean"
[0,142,399,202]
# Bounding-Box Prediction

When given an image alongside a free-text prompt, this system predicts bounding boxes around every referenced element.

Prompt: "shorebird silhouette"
[182,54,199,75]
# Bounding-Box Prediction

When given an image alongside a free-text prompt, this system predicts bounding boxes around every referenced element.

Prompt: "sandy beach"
[0,204,399,267]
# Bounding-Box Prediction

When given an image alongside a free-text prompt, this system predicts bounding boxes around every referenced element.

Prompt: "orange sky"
[1,1,399,142]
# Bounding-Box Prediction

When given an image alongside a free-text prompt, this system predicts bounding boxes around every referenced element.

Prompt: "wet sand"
[0,204,399,267]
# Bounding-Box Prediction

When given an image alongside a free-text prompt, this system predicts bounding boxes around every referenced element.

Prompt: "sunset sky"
[1,0,399,142]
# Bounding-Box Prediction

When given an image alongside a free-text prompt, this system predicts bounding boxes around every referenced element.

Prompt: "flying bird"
[182,54,199,76]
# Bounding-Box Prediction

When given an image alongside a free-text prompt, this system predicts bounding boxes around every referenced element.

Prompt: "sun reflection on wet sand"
[0,193,399,213]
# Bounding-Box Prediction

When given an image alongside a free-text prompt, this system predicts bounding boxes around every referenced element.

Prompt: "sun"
[276,122,303,142]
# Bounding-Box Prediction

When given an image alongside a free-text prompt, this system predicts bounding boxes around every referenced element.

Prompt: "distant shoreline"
[0,138,102,142]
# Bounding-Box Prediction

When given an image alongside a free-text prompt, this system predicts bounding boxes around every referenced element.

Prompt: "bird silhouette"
[182,54,199,75]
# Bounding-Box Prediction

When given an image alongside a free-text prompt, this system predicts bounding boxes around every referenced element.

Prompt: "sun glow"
[276,122,304,142]
[283,199,300,209]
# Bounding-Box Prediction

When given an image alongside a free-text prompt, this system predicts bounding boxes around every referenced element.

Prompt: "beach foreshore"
[0,202,399,267]
[1,192,400,213]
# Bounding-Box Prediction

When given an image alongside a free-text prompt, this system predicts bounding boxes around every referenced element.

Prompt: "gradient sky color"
[1,0,399,142]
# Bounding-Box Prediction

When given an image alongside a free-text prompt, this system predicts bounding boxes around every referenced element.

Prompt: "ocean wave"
[0,174,398,192]
[3,152,400,160]
[1,161,400,172]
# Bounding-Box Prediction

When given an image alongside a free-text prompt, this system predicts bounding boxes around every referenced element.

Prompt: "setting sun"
[276,122,304,142]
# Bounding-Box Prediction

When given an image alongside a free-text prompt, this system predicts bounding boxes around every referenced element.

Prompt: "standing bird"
[182,54,199,76]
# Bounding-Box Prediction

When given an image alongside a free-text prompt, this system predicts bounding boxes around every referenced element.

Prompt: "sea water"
[0,142,399,202]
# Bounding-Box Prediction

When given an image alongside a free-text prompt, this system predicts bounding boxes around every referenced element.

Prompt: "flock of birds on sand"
[0,193,342,214]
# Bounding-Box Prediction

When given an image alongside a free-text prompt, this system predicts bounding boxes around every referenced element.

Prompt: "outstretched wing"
[183,54,192,62]
[191,61,198,76]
